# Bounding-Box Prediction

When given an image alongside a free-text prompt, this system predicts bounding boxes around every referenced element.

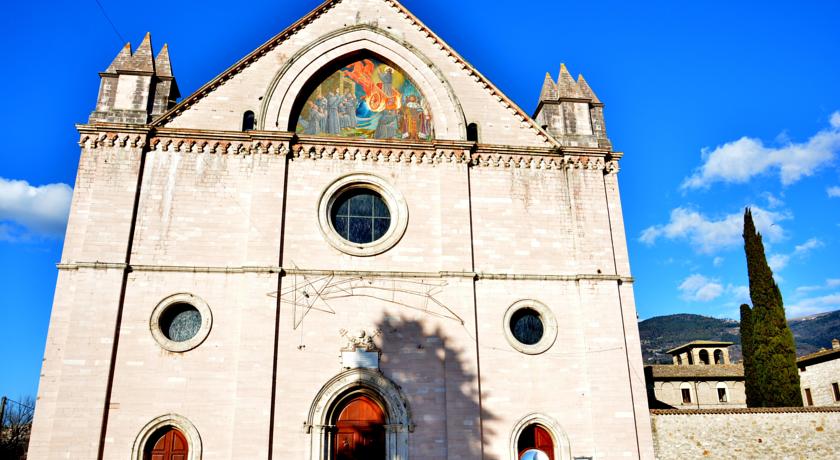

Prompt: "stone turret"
[533,64,610,148]
[89,33,180,124]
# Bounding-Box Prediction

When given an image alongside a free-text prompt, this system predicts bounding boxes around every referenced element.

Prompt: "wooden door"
[145,427,189,460]
[334,395,386,460]
[518,424,554,460]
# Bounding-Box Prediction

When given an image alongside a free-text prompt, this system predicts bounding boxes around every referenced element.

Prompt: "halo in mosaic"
[295,58,434,141]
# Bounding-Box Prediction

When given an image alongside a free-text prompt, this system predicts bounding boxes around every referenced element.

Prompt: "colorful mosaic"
[295,58,433,141]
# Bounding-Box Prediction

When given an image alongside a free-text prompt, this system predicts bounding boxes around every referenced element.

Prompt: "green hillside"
[638,310,840,364]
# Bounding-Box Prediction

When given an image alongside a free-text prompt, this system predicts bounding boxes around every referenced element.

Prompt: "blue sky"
[1,0,839,398]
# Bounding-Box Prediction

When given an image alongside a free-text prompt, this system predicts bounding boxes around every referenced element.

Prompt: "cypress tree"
[742,208,803,407]
[739,303,757,406]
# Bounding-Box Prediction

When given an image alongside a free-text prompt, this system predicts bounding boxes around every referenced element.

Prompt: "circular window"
[318,173,408,256]
[510,308,544,345]
[503,300,558,354]
[330,188,391,244]
[150,293,212,352]
[159,303,202,342]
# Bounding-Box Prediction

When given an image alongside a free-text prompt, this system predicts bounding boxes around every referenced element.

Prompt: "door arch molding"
[131,413,202,460]
[306,368,412,460]
[509,413,571,460]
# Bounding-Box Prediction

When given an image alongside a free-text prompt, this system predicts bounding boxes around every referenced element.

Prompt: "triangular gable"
[154,0,556,148]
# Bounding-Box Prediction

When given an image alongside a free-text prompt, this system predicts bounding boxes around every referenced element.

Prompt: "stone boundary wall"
[650,408,840,459]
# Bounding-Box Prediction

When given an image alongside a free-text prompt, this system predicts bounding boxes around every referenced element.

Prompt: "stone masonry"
[650,408,840,459]
[28,0,654,458]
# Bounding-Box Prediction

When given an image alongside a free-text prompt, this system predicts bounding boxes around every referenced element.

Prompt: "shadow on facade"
[374,314,498,459]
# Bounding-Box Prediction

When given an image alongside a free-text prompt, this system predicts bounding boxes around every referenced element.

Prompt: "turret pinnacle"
[557,63,583,99]
[104,43,131,74]
[90,33,179,124]
[539,72,558,101]
[123,32,155,73]
[577,74,601,105]
[155,44,173,77]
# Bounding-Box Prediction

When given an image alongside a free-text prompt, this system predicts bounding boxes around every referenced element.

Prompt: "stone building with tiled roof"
[645,341,746,409]
[798,339,840,407]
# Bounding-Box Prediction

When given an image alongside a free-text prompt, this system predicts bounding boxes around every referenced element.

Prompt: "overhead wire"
[93,0,126,45]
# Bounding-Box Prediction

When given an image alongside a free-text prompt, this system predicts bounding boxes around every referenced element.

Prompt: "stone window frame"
[502,300,558,355]
[150,293,213,353]
[131,413,202,460]
[509,413,572,460]
[680,383,693,405]
[716,382,729,403]
[317,173,409,257]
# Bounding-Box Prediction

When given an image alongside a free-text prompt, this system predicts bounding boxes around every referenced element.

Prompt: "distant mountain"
[638,310,840,364]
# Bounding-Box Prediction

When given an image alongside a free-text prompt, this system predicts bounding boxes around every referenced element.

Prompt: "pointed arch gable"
[260,26,466,141]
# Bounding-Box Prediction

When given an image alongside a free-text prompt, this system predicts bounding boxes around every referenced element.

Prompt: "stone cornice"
[55,262,633,283]
[75,125,622,172]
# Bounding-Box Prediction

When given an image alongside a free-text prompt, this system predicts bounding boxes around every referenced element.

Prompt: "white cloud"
[0,177,73,237]
[768,253,790,271]
[727,284,751,303]
[787,292,840,318]
[796,278,840,294]
[713,256,724,267]
[679,274,725,302]
[768,238,823,272]
[640,205,789,254]
[794,238,824,256]
[828,186,840,198]
[682,112,840,189]
[764,192,784,209]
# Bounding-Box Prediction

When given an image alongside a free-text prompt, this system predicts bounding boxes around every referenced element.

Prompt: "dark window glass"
[681,388,692,404]
[717,388,727,402]
[805,388,813,406]
[833,383,840,402]
[160,303,202,342]
[467,123,478,142]
[242,111,255,131]
[331,189,391,244]
[510,308,544,345]
[714,349,724,364]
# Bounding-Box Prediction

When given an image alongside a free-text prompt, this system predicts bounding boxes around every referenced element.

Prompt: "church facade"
[29,0,653,458]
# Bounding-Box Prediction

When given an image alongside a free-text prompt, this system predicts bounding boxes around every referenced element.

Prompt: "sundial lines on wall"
[271,266,462,329]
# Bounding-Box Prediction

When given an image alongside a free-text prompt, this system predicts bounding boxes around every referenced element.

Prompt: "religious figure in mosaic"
[295,57,434,140]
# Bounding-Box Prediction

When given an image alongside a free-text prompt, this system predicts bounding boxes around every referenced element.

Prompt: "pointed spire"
[577,74,601,104]
[104,42,132,73]
[125,32,155,73]
[539,72,558,101]
[557,63,583,99]
[155,44,172,77]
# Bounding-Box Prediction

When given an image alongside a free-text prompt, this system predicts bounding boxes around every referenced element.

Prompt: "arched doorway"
[517,424,554,460]
[333,395,386,460]
[144,426,188,460]
[307,368,411,460]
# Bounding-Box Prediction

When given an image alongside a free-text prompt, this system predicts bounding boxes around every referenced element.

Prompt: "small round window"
[503,300,558,354]
[150,293,212,352]
[159,303,202,342]
[510,308,544,345]
[330,188,391,244]
[318,173,409,257]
